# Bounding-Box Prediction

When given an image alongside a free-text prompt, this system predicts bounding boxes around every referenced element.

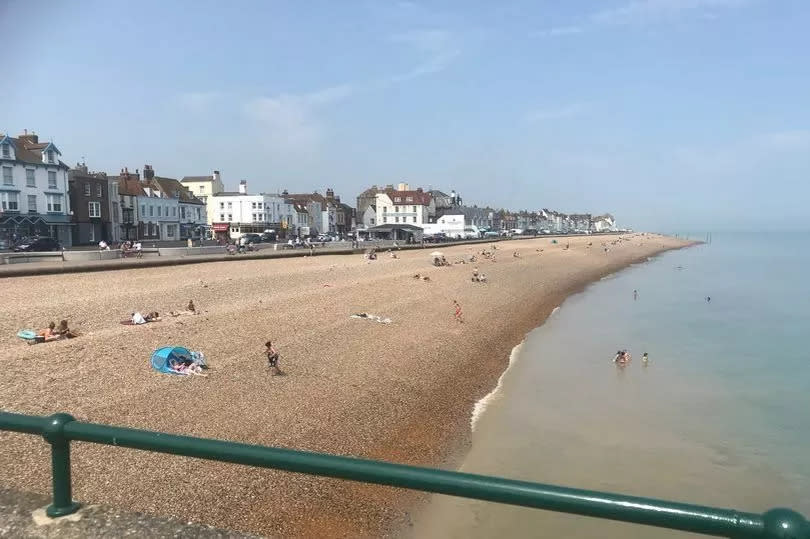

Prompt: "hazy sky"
[2,0,808,231]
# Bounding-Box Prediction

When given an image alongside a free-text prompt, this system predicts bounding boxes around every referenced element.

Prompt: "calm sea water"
[409,232,810,538]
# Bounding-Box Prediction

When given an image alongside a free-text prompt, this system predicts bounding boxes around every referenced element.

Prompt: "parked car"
[260,231,276,242]
[13,236,62,252]
[0,239,8,250]
[483,231,500,238]
[240,233,262,245]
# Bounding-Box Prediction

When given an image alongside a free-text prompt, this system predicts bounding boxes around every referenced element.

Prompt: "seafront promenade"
[0,234,693,537]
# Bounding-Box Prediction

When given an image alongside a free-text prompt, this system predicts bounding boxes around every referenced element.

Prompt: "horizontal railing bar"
[0,411,50,434]
[62,420,761,537]
[1,412,806,538]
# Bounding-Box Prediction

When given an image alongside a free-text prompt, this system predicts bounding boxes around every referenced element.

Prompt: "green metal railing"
[0,412,807,538]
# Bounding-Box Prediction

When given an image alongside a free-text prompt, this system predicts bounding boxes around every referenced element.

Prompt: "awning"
[212,223,229,231]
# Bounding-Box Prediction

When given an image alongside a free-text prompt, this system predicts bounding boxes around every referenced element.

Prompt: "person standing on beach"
[453,300,464,323]
[265,341,281,375]
[633,289,638,301]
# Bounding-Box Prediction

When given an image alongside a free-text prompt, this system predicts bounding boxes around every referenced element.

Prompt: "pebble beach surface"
[0,234,692,537]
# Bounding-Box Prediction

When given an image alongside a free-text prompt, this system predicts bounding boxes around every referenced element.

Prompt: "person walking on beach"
[633,289,638,301]
[265,340,281,375]
[453,300,464,323]
[706,296,711,303]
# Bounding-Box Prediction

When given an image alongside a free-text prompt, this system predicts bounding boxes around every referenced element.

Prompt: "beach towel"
[350,313,392,324]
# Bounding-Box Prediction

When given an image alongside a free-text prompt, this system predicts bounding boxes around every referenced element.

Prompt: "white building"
[0,131,72,246]
[375,183,434,226]
[211,181,293,239]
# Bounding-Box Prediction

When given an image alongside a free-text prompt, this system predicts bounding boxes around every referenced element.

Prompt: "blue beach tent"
[150,346,192,375]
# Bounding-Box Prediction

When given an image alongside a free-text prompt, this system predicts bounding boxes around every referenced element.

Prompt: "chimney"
[143,165,154,180]
[334,195,340,203]
[18,129,39,145]
[326,188,335,200]
[416,187,423,193]
[397,182,410,191]
[213,170,220,182]
[239,180,247,194]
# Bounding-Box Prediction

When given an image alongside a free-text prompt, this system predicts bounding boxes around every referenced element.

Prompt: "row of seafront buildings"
[0,129,617,247]
[354,183,617,238]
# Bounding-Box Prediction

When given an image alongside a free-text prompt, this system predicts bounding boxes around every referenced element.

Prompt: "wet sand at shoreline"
[0,234,692,537]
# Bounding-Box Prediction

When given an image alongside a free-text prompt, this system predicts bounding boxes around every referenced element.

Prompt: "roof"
[286,192,334,207]
[152,176,205,205]
[1,135,68,168]
[181,175,214,183]
[381,190,432,206]
[114,175,147,197]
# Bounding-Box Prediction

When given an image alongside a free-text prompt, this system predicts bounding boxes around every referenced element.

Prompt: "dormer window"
[1,145,9,159]
[174,190,180,198]
[394,197,401,203]
[406,196,413,202]
[46,150,55,164]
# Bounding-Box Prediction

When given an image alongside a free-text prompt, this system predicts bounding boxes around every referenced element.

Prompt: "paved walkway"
[0,487,259,538]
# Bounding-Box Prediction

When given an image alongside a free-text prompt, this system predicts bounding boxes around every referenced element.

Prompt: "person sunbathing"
[37,321,60,341]
[145,311,161,322]
[56,320,79,338]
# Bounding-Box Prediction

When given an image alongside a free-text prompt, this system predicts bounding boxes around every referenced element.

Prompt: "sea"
[408,232,810,538]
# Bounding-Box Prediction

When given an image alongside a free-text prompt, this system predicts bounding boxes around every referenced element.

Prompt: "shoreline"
[397,243,696,537]
[0,234,696,537]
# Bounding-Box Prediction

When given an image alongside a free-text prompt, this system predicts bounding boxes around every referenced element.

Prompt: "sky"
[2,0,809,232]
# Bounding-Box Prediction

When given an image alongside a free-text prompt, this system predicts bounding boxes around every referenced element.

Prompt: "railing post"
[42,413,81,517]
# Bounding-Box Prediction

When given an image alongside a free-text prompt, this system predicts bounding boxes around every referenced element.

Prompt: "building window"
[383,216,387,223]
[412,206,417,212]
[89,201,101,218]
[219,202,224,210]
[394,206,399,212]
[181,207,186,219]
[88,226,95,242]
[220,214,225,221]
[96,184,102,197]
[413,216,417,223]
[394,216,399,223]
[47,194,62,213]
[149,206,154,217]
[227,213,232,221]
[258,202,263,209]
[1,145,9,158]
[382,206,386,213]
[394,197,401,203]
[199,185,205,193]
[141,204,146,215]
[1,192,19,211]
[46,150,55,164]
[172,207,176,216]
[48,171,57,189]
[406,196,413,202]
[166,224,176,237]
[196,208,200,219]
[2,166,12,185]
[227,202,232,209]
[25,169,35,187]
[252,202,256,209]
[84,183,91,196]
[28,195,37,213]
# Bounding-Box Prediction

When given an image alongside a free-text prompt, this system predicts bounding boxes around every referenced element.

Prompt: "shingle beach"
[0,234,694,537]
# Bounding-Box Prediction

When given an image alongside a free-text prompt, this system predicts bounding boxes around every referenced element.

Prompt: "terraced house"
[0,130,72,247]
